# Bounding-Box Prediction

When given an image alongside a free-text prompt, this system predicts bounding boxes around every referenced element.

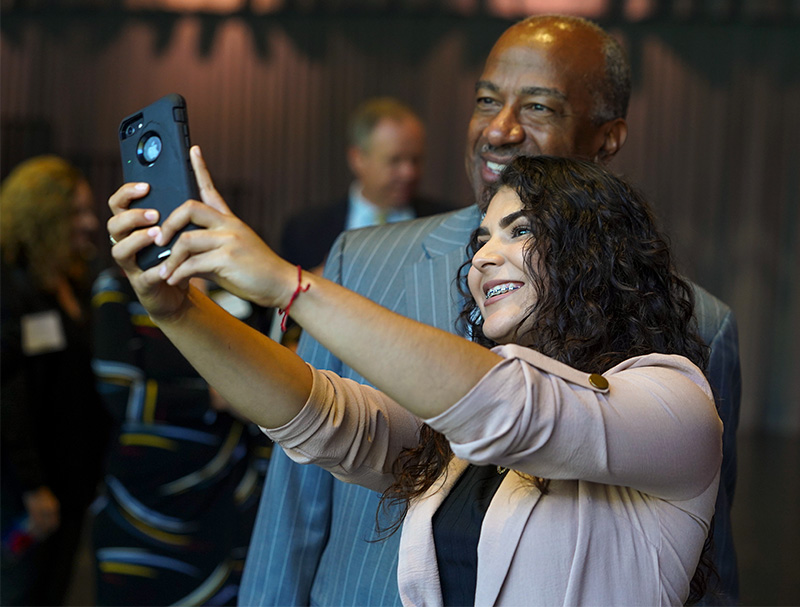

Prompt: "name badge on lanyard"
[21,310,67,355]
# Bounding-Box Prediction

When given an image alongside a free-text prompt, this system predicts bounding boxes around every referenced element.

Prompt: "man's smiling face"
[464,18,616,208]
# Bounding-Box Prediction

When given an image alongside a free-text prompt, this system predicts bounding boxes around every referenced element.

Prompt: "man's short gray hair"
[348,97,421,151]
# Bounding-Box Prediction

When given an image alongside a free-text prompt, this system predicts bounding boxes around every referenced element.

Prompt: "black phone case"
[118,93,199,270]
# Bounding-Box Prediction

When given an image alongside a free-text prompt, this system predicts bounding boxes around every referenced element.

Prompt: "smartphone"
[118,93,199,270]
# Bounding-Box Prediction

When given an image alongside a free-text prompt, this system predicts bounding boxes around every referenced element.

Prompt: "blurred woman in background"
[1,155,110,606]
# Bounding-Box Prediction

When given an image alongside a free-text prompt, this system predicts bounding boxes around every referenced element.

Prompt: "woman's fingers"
[107,182,158,244]
[190,146,231,215]
[109,182,149,214]
[162,249,217,286]
[155,198,231,247]
[111,223,159,274]
[107,208,159,246]
[106,180,197,324]
[108,148,291,308]
[158,221,292,307]
[159,227,243,285]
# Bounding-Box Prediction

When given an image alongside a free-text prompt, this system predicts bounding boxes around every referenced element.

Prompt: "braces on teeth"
[486,283,520,299]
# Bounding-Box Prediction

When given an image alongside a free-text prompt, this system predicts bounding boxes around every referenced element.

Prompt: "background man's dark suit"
[280,196,451,270]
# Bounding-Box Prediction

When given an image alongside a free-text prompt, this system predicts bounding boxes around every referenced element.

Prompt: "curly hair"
[379,156,714,601]
[465,156,708,371]
[1,155,89,290]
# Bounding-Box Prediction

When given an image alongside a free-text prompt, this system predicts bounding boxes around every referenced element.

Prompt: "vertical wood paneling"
[612,26,800,434]
[1,15,798,433]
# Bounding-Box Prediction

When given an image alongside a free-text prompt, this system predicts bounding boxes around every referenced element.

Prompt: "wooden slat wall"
[1,13,798,433]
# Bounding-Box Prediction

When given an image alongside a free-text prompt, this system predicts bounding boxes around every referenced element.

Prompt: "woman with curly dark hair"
[108,150,722,606]
[390,154,710,505]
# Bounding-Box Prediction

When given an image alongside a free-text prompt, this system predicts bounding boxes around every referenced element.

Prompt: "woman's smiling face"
[468,186,538,345]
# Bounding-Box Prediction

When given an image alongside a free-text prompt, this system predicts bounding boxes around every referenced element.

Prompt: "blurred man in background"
[280,96,449,274]
[277,97,449,348]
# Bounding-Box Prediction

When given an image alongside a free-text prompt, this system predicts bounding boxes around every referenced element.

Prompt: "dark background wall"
[2,1,798,604]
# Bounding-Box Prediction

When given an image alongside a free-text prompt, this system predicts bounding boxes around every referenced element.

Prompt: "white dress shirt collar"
[346,181,416,231]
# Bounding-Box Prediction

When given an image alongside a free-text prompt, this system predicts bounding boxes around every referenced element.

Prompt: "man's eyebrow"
[474,80,566,102]
[520,86,567,101]
[475,80,499,93]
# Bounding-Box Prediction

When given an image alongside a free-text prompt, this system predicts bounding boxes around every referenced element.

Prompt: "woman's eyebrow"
[500,211,527,229]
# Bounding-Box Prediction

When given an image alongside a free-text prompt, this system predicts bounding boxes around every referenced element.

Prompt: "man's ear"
[347,145,364,178]
[595,118,628,164]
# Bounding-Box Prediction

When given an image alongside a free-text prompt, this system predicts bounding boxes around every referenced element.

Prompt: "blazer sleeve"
[262,227,428,495]
[238,444,332,606]
[264,367,421,494]
[427,345,723,502]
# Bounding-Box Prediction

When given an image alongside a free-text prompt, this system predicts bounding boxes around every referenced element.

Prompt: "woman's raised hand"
[108,181,190,322]
[155,146,296,307]
[108,146,297,319]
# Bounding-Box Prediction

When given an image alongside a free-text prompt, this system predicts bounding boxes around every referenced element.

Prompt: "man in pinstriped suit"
[240,14,741,606]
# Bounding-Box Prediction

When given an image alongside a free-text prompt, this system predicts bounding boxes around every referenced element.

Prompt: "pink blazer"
[265,345,722,606]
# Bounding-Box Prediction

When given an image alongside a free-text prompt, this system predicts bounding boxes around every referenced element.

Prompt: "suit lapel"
[404,206,480,335]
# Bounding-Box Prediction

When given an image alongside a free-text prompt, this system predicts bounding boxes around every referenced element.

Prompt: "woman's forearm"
[155,285,313,428]
[156,273,499,428]
[288,271,502,419]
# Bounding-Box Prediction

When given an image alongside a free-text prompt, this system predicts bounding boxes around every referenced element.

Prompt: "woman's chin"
[483,317,530,346]
[483,326,514,346]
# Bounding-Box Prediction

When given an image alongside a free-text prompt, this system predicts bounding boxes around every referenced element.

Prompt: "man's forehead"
[477,51,572,105]
[480,30,603,100]
[489,18,602,69]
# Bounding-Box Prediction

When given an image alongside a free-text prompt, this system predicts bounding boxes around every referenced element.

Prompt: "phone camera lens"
[125,124,137,137]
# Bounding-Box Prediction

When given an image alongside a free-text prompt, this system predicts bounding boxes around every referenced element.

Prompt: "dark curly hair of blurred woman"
[380,155,715,603]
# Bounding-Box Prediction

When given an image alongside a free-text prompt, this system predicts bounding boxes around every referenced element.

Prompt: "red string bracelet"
[278,265,310,332]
